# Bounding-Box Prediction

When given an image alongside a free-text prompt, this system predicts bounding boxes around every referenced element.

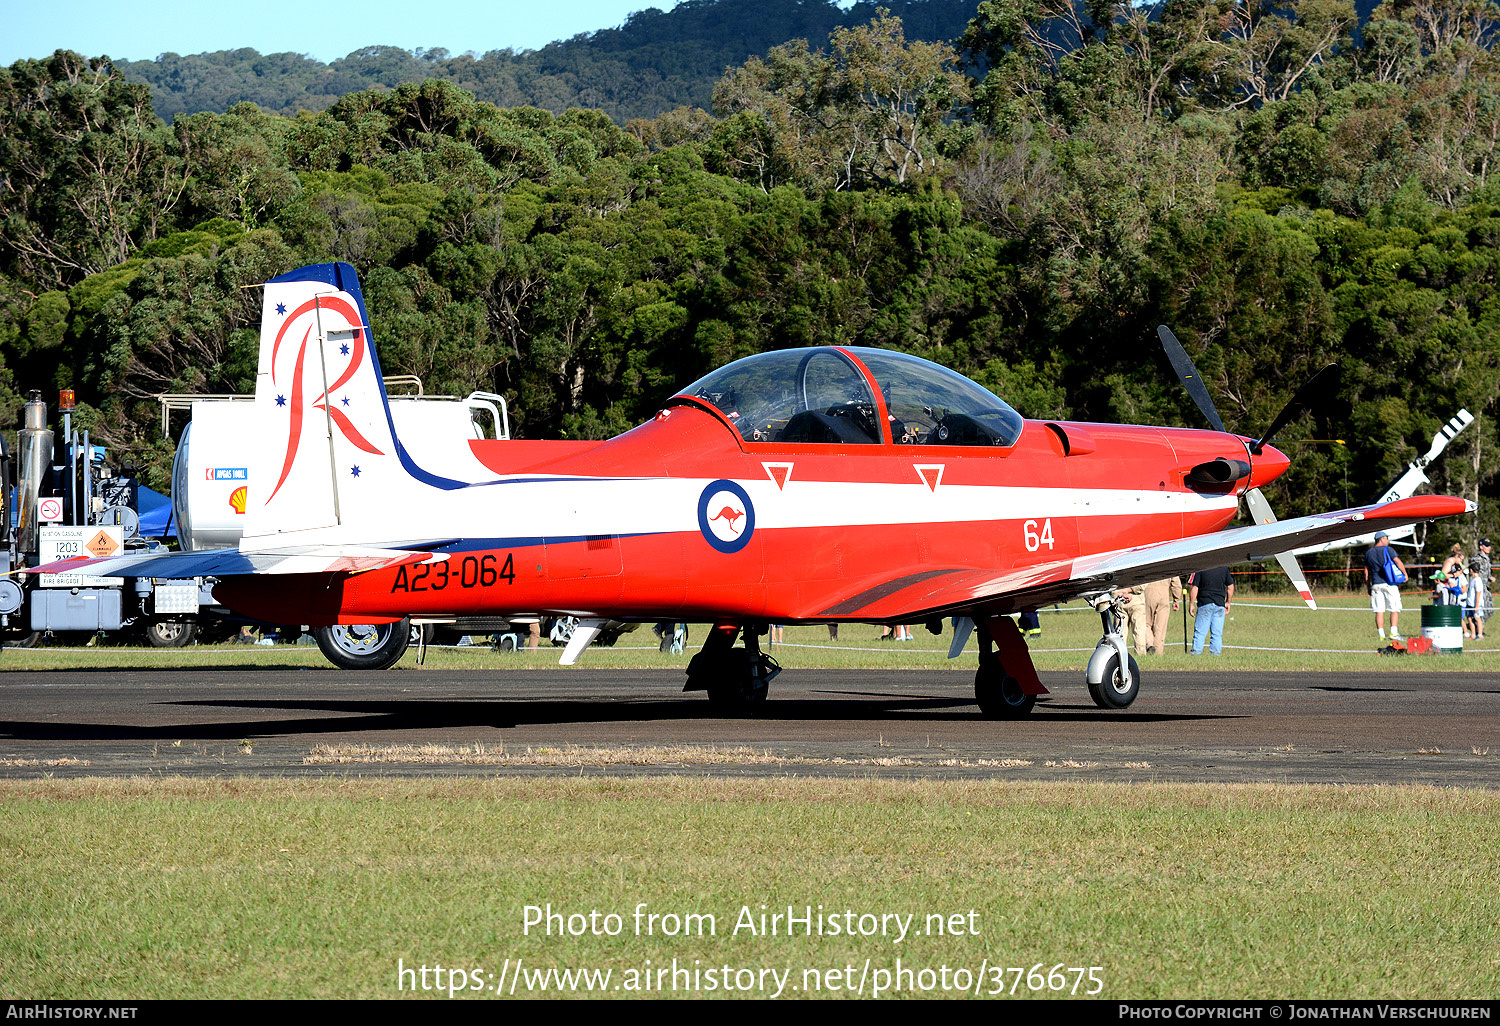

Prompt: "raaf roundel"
[37,263,1472,716]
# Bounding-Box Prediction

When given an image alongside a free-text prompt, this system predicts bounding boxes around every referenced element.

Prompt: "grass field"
[3,594,1495,673]
[0,778,1495,1000]
[4,594,1495,1001]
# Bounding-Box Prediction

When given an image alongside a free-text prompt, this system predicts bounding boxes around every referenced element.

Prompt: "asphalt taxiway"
[1,667,1497,784]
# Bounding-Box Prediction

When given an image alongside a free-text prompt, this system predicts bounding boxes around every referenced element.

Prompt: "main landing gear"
[1084,593,1140,709]
[684,624,781,711]
[973,615,1048,718]
[965,594,1143,716]
[315,618,412,670]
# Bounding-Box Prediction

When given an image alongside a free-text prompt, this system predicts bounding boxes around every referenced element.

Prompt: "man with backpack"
[1364,531,1408,642]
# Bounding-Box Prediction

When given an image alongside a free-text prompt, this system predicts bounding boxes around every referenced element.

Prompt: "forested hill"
[114,0,982,122]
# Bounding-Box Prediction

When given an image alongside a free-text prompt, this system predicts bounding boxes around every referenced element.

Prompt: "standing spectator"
[1448,562,1469,609]
[1465,559,1486,640]
[1188,567,1234,656]
[1143,577,1183,654]
[1118,586,1150,657]
[1442,543,1466,579]
[1475,538,1494,625]
[1364,531,1407,641]
[1018,610,1041,638]
[1437,544,1466,606]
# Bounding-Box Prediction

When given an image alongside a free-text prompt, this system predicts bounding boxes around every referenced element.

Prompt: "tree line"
[0,0,1497,566]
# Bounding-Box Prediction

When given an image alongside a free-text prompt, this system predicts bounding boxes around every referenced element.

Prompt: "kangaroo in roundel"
[710,505,745,534]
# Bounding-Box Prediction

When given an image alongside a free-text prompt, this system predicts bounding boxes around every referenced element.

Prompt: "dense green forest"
[1,0,1498,560]
[113,0,984,123]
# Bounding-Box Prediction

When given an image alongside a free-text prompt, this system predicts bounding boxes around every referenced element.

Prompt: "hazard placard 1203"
[39,526,123,588]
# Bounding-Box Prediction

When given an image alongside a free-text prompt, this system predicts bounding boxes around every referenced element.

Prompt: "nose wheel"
[1085,594,1141,709]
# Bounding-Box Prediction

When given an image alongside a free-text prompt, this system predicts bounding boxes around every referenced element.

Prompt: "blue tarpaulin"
[137,484,174,539]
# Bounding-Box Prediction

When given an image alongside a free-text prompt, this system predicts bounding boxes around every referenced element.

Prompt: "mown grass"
[2,595,1494,673]
[0,777,1495,999]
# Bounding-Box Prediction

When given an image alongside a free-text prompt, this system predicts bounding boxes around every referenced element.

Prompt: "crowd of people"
[1429,538,1493,640]
[1057,534,1494,657]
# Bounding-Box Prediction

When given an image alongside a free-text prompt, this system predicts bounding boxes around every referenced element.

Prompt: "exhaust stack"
[16,391,53,555]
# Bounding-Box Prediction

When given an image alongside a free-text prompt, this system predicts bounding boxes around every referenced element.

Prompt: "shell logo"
[228,486,248,514]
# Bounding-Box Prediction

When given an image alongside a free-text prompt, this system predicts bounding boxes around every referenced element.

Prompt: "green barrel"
[1421,604,1464,654]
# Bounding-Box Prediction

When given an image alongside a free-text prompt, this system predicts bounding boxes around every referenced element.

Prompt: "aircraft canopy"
[676,346,1024,447]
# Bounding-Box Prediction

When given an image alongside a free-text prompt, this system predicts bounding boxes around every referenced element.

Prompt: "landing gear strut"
[684,624,781,711]
[1085,593,1140,709]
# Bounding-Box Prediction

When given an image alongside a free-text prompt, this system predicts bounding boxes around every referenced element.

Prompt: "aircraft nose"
[1247,442,1291,490]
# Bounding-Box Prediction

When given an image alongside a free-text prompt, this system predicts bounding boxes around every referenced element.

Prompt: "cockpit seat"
[778,409,878,445]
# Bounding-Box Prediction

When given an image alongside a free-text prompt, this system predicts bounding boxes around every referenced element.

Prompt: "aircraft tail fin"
[241,263,441,544]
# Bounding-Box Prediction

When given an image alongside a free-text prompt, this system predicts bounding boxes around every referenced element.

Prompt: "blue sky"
[0,0,685,66]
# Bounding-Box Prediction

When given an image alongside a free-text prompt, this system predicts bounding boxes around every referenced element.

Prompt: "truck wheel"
[146,620,197,648]
[315,620,411,670]
[3,631,41,649]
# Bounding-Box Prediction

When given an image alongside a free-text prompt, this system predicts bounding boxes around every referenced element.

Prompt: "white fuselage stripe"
[243,476,1240,548]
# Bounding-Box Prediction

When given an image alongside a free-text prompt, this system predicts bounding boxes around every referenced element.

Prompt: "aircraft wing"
[24,544,445,580]
[818,495,1473,621]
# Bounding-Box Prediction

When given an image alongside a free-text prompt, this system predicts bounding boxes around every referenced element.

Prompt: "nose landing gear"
[1085,593,1140,709]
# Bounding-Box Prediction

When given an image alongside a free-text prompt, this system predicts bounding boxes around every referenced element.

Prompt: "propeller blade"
[1158,326,1225,433]
[1252,364,1341,455]
[1244,487,1317,609]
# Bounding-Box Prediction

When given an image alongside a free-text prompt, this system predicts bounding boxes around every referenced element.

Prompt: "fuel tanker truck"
[0,389,188,648]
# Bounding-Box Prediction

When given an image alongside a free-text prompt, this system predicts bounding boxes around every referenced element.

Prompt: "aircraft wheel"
[702,650,772,711]
[1087,652,1141,709]
[705,676,769,710]
[974,664,1034,718]
[548,616,578,646]
[315,619,411,670]
[146,620,197,648]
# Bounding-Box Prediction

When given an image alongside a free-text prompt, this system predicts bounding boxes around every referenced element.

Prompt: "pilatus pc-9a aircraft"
[37,263,1472,717]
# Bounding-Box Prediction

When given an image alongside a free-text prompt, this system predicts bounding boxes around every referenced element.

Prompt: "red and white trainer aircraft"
[36,263,1472,716]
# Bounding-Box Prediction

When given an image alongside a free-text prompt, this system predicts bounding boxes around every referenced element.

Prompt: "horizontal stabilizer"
[25,545,443,580]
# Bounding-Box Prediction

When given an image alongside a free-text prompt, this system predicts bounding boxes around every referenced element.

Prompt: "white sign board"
[37,497,63,522]
[39,525,124,588]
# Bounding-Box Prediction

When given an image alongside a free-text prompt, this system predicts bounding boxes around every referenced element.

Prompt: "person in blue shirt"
[1364,532,1407,641]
